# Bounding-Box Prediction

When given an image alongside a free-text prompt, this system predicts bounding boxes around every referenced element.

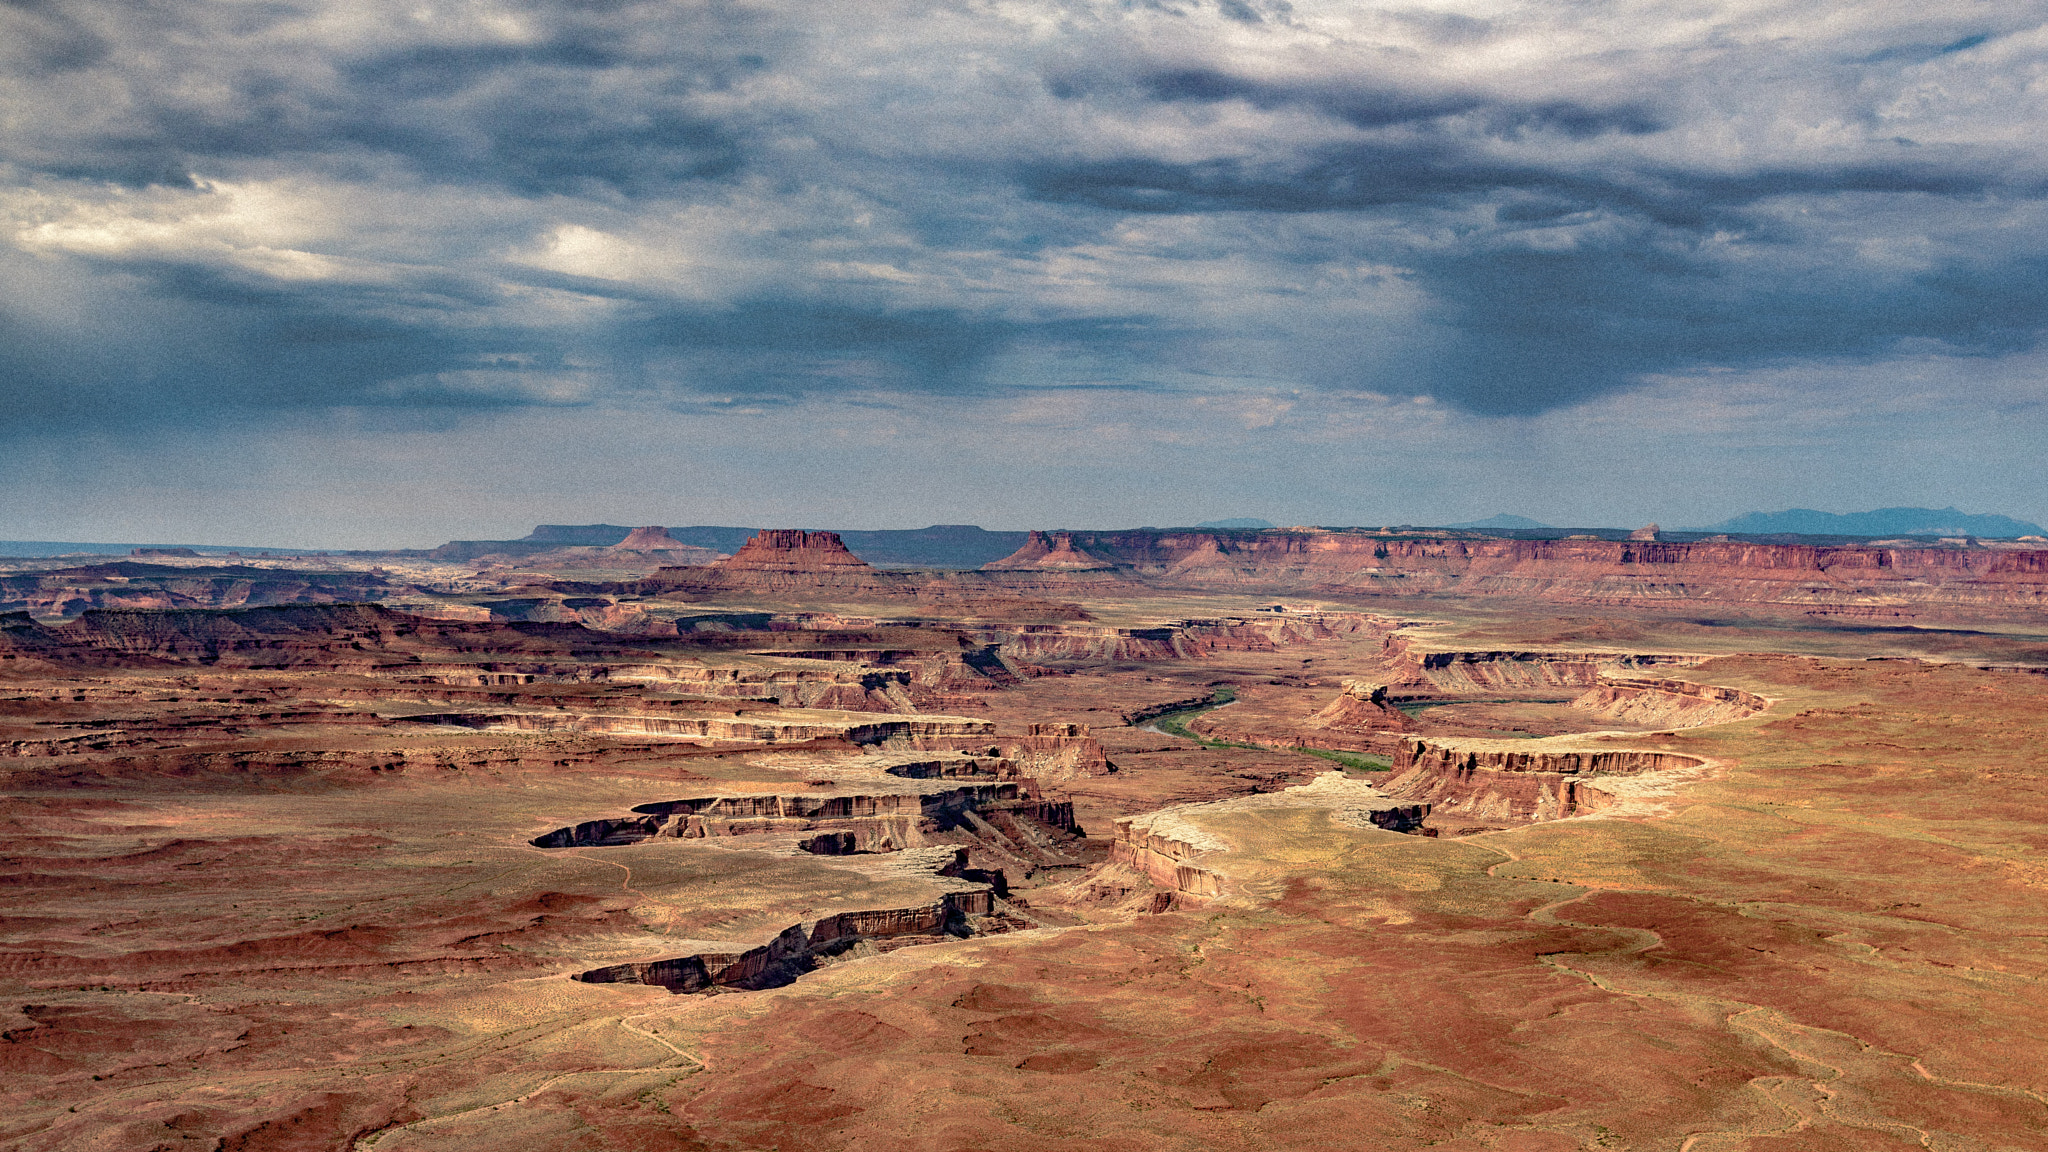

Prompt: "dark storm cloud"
[1014,120,2028,408]
[622,301,1163,399]
[1134,66,1664,137]
[2,0,759,195]
[0,253,530,426]
[0,0,109,73]
[3,0,2047,429]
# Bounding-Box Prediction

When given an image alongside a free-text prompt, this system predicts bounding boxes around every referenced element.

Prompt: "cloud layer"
[4,0,2047,536]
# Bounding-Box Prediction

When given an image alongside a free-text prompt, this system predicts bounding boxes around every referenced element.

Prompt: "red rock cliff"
[1022,531,2048,613]
[720,530,877,572]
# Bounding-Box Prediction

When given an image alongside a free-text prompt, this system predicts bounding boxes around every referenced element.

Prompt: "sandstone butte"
[2,525,2048,1150]
[621,529,1098,619]
[609,525,695,551]
[981,531,1121,571]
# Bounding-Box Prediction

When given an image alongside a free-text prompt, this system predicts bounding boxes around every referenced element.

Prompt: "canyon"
[2,526,2046,1150]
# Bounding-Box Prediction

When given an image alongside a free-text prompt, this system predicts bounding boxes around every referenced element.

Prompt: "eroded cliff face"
[530,780,1070,853]
[626,530,1095,618]
[1102,773,1440,902]
[1107,818,1225,899]
[1570,677,1768,729]
[720,530,878,573]
[0,564,407,620]
[1014,530,2048,612]
[1308,680,1414,734]
[1359,633,1698,692]
[982,531,1122,571]
[1381,738,1705,825]
[901,724,1114,781]
[573,884,999,993]
[973,612,1395,667]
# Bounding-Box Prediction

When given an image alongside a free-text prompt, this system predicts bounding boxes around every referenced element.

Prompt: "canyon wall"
[1013,530,2048,613]
[1107,819,1224,899]
[1354,634,1698,693]
[574,887,995,993]
[1570,677,1769,728]
[627,530,1093,618]
[1382,738,1705,824]
[0,564,407,620]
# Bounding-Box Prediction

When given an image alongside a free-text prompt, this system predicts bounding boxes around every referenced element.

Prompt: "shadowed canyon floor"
[3,536,2047,1150]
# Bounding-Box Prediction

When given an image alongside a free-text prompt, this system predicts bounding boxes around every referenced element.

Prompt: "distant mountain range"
[1445,514,1555,529]
[1701,507,2044,538]
[1194,518,1275,530]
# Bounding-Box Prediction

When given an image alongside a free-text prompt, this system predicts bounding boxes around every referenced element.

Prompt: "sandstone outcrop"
[574,884,999,993]
[902,724,1114,781]
[626,530,1093,618]
[531,780,1076,854]
[1307,680,1414,734]
[1109,824,1224,898]
[1000,529,2048,614]
[1570,677,1768,729]
[1105,773,1439,901]
[983,531,1122,571]
[610,525,689,551]
[0,563,405,621]
[720,530,876,573]
[1358,633,1697,692]
[1381,738,1705,824]
[487,524,727,570]
[973,612,1391,667]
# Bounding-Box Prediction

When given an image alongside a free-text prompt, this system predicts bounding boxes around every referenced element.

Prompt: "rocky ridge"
[994,529,2048,614]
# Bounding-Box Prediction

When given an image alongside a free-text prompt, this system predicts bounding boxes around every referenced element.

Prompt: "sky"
[3,0,2046,548]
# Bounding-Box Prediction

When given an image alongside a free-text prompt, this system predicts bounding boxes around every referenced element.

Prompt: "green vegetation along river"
[1141,689,1391,773]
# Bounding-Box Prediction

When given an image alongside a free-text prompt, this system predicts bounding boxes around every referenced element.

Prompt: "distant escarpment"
[983,531,1124,571]
[994,530,2048,613]
[627,530,1094,618]
[0,563,407,621]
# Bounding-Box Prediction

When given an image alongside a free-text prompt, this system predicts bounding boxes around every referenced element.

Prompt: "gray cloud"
[3,0,2047,431]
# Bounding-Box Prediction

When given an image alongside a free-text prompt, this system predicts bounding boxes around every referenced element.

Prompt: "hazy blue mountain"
[1445,514,1555,529]
[1195,518,1276,529]
[1704,507,2044,537]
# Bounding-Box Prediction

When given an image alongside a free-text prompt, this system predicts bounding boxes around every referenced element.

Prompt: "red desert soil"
[2,532,2046,1150]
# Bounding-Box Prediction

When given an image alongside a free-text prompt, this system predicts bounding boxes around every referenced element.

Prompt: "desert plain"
[2,525,2046,1151]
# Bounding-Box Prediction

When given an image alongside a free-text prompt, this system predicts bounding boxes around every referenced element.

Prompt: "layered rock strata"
[1381,738,1705,824]
[628,530,1094,617]
[0,564,405,620]
[982,531,1123,571]
[1570,677,1768,728]
[1308,680,1415,734]
[1107,774,1436,900]
[1359,634,1699,692]
[574,886,998,994]
[530,782,1073,852]
[1001,529,2048,613]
